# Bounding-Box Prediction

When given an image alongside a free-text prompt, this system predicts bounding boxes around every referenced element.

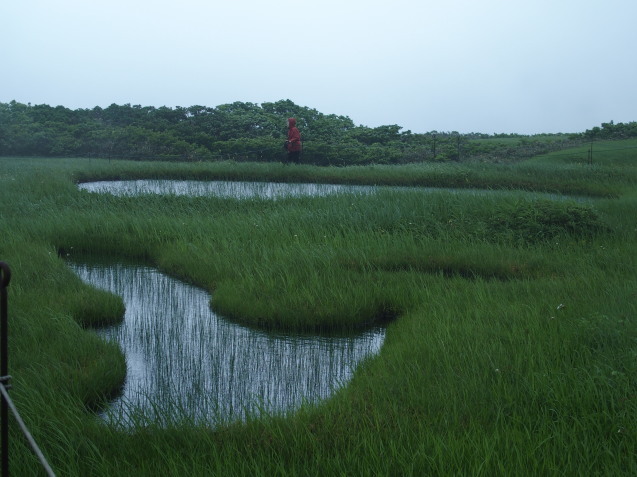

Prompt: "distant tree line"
[583,121,637,140]
[0,99,602,165]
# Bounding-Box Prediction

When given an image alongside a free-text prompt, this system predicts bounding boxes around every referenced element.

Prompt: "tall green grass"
[1,140,636,475]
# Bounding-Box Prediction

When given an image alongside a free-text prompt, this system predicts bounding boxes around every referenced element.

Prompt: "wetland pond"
[72,179,582,428]
[77,179,378,199]
[78,178,587,201]
[73,180,391,428]
[71,259,385,428]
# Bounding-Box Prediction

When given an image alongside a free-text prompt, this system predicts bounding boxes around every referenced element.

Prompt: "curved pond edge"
[68,257,386,429]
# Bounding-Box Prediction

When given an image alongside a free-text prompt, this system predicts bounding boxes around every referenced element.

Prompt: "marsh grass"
[1,141,636,475]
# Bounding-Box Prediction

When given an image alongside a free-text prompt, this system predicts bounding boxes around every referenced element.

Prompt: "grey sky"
[2,0,636,134]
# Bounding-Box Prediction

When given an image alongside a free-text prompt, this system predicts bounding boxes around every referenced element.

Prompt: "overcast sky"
[2,0,636,134]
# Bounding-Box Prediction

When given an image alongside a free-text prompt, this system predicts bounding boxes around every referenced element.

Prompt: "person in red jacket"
[286,117,302,163]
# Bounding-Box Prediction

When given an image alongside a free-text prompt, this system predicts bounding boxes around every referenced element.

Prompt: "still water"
[78,179,377,199]
[70,261,385,428]
[78,179,587,202]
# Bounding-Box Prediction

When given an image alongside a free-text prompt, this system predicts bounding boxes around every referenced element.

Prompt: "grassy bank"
[1,140,636,475]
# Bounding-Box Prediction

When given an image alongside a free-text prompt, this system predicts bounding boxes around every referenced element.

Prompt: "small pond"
[70,260,385,428]
[78,179,378,199]
[78,179,590,202]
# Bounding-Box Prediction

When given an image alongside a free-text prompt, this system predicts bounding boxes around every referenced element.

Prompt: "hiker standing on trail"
[286,117,302,164]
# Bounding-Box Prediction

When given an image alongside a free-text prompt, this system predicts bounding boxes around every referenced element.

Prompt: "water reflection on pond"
[70,261,385,428]
[78,179,588,203]
[78,179,377,199]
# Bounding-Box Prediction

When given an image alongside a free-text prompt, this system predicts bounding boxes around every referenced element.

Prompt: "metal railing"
[1,262,55,477]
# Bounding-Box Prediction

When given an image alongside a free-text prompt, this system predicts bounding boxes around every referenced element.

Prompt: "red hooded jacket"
[287,118,302,152]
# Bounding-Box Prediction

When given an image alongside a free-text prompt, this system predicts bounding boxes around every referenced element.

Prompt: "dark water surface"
[70,261,385,428]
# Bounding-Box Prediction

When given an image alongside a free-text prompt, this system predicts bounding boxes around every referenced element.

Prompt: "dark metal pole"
[0,262,55,476]
[1,262,11,477]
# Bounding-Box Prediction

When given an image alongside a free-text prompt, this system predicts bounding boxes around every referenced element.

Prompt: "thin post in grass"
[0,262,55,477]
[1,262,11,477]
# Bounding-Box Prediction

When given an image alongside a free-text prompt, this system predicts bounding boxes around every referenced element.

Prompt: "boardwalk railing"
[1,262,55,477]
